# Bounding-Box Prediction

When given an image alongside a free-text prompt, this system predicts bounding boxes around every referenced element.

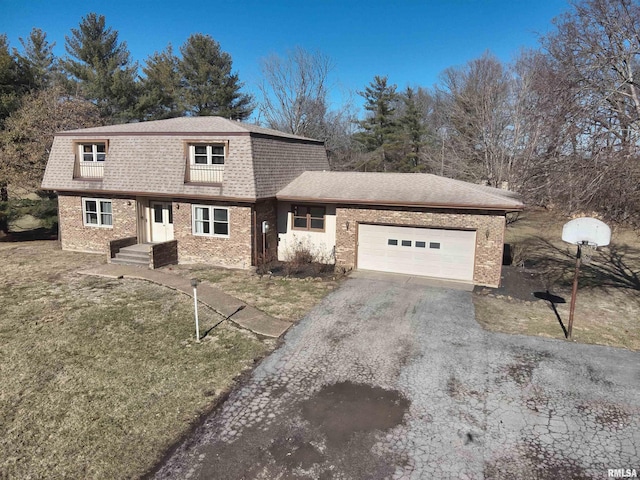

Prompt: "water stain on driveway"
[301,381,410,447]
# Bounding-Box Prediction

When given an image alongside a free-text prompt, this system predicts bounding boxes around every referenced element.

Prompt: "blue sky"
[1,0,570,116]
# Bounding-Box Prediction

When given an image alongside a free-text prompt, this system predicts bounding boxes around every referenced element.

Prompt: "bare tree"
[543,0,640,151]
[436,52,514,186]
[0,86,101,193]
[258,47,358,169]
[258,47,333,139]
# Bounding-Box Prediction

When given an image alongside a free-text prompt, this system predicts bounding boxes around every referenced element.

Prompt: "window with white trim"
[79,143,107,162]
[83,198,112,227]
[190,144,225,165]
[192,205,229,236]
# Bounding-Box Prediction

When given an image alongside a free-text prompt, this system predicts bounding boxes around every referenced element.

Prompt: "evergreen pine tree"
[398,87,428,172]
[178,34,253,119]
[0,35,30,125]
[354,75,398,170]
[62,13,139,123]
[137,45,184,120]
[15,28,57,90]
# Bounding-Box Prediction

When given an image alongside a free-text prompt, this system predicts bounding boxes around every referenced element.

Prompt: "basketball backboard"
[562,217,611,246]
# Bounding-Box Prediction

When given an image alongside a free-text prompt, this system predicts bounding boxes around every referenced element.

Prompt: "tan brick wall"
[335,206,506,287]
[173,201,253,269]
[58,194,137,253]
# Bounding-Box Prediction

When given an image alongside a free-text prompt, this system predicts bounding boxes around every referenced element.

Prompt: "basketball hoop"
[561,218,611,340]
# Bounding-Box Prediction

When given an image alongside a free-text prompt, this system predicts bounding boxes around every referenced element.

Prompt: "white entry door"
[357,224,476,282]
[150,202,174,242]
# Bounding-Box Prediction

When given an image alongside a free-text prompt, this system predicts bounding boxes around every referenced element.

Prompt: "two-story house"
[42,116,523,287]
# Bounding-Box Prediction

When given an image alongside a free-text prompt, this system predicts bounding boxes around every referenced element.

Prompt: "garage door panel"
[357,224,476,281]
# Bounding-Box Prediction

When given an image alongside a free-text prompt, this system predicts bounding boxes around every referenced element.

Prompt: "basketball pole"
[567,243,582,339]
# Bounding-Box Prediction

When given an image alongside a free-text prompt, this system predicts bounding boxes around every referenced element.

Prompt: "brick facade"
[172,201,253,269]
[58,194,137,253]
[334,206,506,287]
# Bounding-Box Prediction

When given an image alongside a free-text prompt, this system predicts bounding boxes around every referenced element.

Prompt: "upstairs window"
[292,205,325,231]
[80,143,107,162]
[190,144,225,165]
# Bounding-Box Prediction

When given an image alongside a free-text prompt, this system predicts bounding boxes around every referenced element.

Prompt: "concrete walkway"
[78,264,292,338]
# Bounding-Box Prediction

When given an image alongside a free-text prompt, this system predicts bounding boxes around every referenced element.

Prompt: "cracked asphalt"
[154,275,640,479]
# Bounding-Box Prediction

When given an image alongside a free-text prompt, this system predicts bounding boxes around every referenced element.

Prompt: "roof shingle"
[276,171,524,210]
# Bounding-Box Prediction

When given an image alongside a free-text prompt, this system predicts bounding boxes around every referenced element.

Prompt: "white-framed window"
[79,143,107,162]
[83,198,113,227]
[190,144,225,165]
[192,205,229,237]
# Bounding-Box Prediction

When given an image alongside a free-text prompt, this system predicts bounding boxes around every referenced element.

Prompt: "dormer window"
[81,143,107,162]
[74,141,107,179]
[186,143,226,183]
[191,144,225,165]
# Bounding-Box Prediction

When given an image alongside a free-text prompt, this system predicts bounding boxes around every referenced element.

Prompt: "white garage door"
[357,224,476,281]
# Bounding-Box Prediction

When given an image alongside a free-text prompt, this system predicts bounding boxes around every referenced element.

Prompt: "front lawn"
[0,241,270,479]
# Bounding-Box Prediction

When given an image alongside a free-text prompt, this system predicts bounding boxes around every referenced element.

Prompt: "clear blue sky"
[1,0,570,117]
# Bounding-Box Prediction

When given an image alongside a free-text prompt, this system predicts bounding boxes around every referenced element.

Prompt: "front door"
[150,202,174,242]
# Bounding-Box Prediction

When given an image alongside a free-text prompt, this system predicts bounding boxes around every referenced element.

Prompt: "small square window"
[401,240,412,247]
[292,205,325,231]
[79,143,107,162]
[388,239,398,246]
[190,144,225,165]
[416,241,426,248]
[430,242,441,249]
[83,198,112,227]
[192,205,229,237]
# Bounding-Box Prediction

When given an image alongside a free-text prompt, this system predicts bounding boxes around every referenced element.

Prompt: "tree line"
[1,0,639,227]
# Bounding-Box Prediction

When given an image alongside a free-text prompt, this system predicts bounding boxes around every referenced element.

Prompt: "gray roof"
[276,171,524,210]
[42,117,329,200]
[58,116,322,143]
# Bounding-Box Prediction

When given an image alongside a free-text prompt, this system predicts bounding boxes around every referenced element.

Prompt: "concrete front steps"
[110,243,152,266]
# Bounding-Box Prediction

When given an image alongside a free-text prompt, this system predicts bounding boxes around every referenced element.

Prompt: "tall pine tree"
[0,35,31,126]
[62,13,138,123]
[354,75,398,170]
[178,34,253,119]
[398,87,428,172]
[137,45,184,120]
[15,28,57,90]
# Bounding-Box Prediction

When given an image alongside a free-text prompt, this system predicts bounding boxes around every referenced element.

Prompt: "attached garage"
[357,224,476,282]
[277,171,524,288]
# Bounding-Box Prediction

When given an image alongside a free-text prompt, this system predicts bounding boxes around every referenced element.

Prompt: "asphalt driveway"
[154,274,639,479]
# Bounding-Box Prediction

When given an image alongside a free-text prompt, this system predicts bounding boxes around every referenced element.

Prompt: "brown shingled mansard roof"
[41,117,330,201]
[57,116,323,142]
[276,171,524,211]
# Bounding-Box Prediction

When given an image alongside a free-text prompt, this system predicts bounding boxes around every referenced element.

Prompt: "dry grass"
[474,209,640,350]
[165,264,342,322]
[0,241,270,479]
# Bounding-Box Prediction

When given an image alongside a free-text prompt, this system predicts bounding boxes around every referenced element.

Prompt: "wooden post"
[567,244,582,339]
[252,208,258,266]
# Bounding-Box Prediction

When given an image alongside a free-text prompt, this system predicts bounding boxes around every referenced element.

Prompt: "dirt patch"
[301,381,410,448]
